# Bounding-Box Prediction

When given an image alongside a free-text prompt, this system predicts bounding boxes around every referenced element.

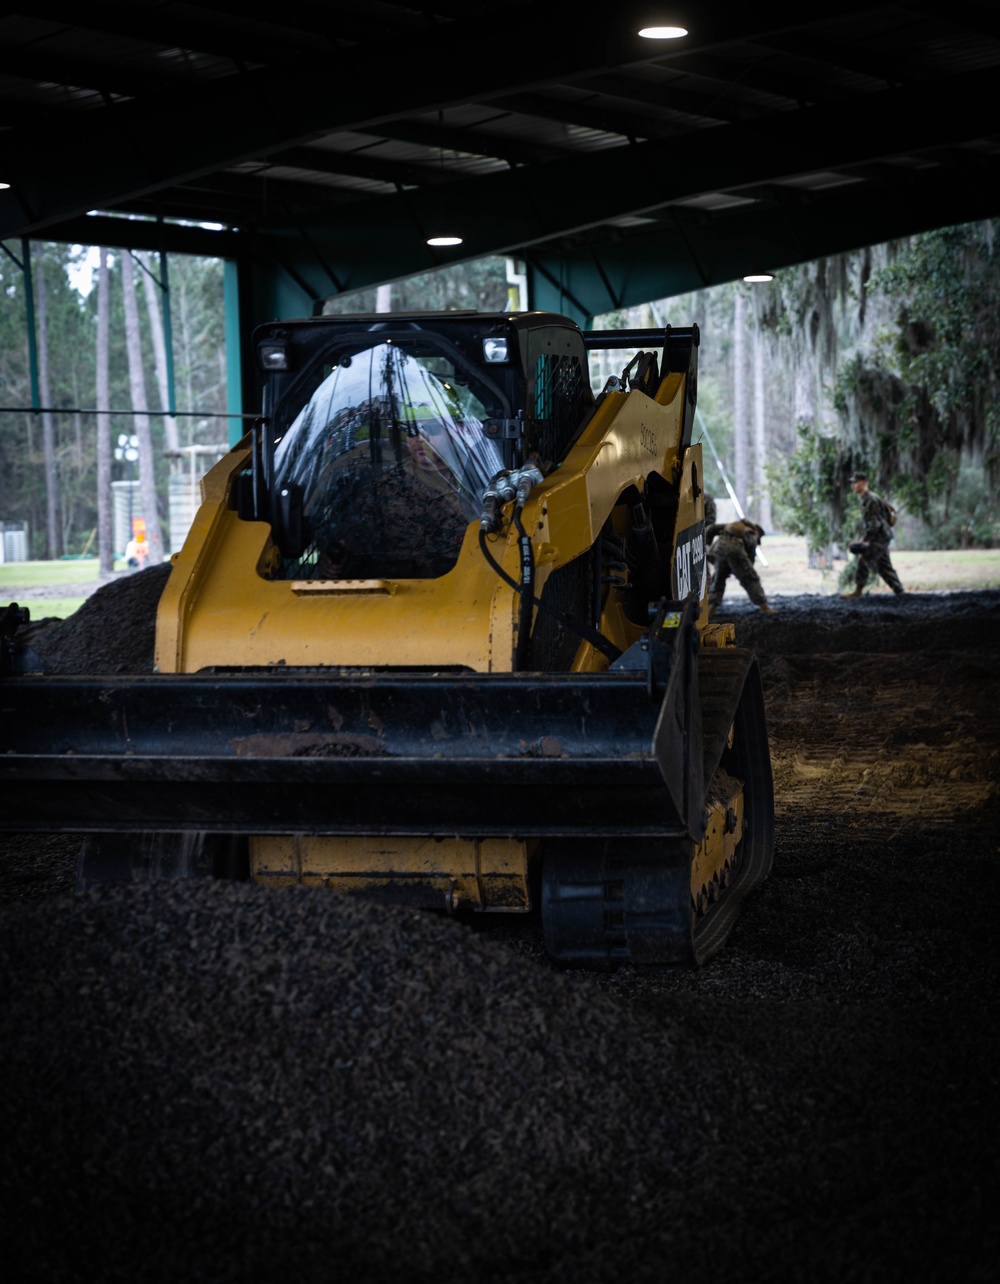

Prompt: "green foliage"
[888,471,930,531]
[787,220,1000,550]
[920,458,998,549]
[870,224,1000,439]
[835,221,1000,514]
[833,355,929,510]
[753,253,860,369]
[767,422,843,550]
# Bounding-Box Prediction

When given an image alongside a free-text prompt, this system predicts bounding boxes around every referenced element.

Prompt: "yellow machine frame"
[153,361,738,923]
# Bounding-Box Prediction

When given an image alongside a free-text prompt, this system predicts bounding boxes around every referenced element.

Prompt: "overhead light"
[0,182,10,190]
[427,235,463,247]
[743,273,774,283]
[638,25,688,39]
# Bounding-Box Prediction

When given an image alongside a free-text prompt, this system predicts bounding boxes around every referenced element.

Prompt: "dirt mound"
[729,588,1000,654]
[15,561,172,674]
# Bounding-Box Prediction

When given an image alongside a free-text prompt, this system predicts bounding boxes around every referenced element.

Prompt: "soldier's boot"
[758,601,779,614]
[839,587,863,599]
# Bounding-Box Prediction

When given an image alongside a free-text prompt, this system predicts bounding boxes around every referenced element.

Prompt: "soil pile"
[16,563,172,674]
[1,581,998,1283]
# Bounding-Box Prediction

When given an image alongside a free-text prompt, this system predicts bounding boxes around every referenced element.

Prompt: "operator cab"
[248,313,594,580]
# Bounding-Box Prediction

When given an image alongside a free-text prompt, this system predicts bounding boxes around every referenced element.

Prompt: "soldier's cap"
[848,471,868,483]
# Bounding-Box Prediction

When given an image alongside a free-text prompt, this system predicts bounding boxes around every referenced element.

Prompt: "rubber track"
[692,648,775,964]
[541,647,774,967]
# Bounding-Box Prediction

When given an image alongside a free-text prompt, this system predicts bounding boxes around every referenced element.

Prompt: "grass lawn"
[0,559,106,589]
[754,537,1000,597]
[0,558,127,620]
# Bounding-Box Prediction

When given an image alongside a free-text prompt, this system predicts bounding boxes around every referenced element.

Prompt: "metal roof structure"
[1,1,999,324]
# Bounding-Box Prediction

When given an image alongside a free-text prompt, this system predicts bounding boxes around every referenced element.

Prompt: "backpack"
[883,500,897,527]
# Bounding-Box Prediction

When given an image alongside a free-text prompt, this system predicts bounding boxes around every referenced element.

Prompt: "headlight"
[483,337,509,363]
[258,342,290,371]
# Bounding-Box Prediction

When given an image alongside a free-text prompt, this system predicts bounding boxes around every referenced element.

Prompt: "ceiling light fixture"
[427,235,463,247]
[743,272,774,283]
[638,25,688,39]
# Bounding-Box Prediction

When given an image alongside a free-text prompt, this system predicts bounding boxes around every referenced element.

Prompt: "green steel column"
[20,239,40,411]
[224,258,243,446]
[158,249,177,417]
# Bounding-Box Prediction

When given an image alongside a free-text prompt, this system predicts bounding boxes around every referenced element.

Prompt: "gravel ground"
[1,578,998,1283]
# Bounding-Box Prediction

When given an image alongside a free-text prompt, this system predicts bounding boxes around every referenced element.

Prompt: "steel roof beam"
[0,1,909,240]
[234,64,1000,294]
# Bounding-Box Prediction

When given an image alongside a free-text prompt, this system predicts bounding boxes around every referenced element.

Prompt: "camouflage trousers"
[707,547,767,609]
[855,541,904,594]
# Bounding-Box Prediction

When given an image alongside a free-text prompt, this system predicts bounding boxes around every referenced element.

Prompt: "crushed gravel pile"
[3,870,995,1284]
[1,580,998,1283]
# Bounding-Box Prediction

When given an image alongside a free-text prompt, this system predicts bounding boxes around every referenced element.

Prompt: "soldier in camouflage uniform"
[707,519,778,616]
[840,472,904,598]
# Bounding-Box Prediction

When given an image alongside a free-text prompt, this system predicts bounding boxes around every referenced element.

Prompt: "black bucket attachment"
[0,636,705,841]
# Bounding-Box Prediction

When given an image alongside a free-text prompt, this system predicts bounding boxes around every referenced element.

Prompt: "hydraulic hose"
[477,526,622,665]
[478,460,622,665]
[513,509,535,670]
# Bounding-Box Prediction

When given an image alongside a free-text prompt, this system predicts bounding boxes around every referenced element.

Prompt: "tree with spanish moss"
[765,221,999,551]
[835,221,1000,528]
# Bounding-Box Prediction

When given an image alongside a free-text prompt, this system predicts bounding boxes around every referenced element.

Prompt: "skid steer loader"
[0,311,773,966]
